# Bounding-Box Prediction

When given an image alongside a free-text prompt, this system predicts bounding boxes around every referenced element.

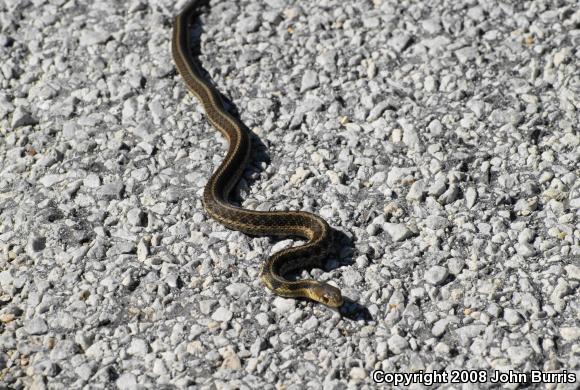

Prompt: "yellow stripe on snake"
[172,1,343,308]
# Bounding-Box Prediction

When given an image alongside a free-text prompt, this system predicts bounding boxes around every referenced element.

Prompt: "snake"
[172,0,343,308]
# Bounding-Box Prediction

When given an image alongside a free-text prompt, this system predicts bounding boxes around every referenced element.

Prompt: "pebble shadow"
[330,229,372,322]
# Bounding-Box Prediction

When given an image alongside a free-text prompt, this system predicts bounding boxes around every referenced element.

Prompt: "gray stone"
[116,373,137,390]
[250,338,267,357]
[247,98,274,113]
[300,70,318,92]
[560,327,580,341]
[367,100,393,121]
[25,317,49,335]
[366,223,380,236]
[302,316,319,331]
[32,359,59,377]
[127,338,149,356]
[273,297,295,313]
[432,318,448,337]
[428,119,443,135]
[553,47,570,67]
[447,258,465,275]
[564,265,580,281]
[79,30,110,46]
[387,334,409,354]
[127,208,146,226]
[507,346,533,366]
[226,283,250,298]
[255,312,271,327]
[550,278,571,312]
[503,308,522,325]
[350,367,367,380]
[407,180,426,201]
[199,300,217,315]
[428,178,447,197]
[424,266,448,285]
[236,16,260,33]
[75,363,96,381]
[11,106,37,128]
[49,340,79,361]
[424,75,438,92]
[136,239,149,261]
[425,215,448,230]
[211,307,233,322]
[383,223,414,242]
[465,187,477,208]
[341,268,362,286]
[518,228,535,243]
[422,19,441,34]
[455,325,485,345]
[38,174,64,187]
[98,182,124,200]
[438,184,459,204]
[515,243,535,258]
[455,46,478,63]
[388,32,412,53]
[219,346,242,370]
[401,120,420,148]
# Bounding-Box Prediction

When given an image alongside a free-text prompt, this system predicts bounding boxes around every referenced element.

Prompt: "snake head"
[311,283,343,308]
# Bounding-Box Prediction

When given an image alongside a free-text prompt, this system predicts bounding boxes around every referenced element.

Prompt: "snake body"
[172,1,343,307]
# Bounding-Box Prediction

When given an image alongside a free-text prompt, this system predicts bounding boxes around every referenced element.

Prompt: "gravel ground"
[1,0,579,388]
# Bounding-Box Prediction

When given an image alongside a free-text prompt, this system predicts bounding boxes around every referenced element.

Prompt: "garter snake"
[172,0,343,307]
